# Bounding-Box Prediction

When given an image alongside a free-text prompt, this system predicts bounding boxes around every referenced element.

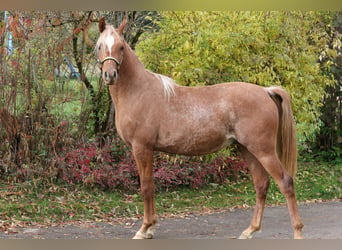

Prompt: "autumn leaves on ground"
[1,160,341,234]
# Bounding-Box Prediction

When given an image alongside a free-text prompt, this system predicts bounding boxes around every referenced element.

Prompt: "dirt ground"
[0,200,341,239]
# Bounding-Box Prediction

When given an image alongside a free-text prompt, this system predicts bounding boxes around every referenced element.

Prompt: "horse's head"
[96,17,127,85]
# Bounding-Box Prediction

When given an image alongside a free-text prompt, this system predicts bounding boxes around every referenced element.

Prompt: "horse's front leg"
[132,144,157,239]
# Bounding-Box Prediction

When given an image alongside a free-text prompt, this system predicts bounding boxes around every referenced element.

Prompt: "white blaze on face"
[105,34,115,54]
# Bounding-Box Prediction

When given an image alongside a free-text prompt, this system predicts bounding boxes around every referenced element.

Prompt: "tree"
[0,11,158,177]
[315,12,342,159]
[1,11,64,168]
[136,11,337,152]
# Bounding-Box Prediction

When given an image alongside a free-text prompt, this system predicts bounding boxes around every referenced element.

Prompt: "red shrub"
[56,141,248,193]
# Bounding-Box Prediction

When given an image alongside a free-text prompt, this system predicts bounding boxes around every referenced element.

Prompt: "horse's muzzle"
[103,69,118,85]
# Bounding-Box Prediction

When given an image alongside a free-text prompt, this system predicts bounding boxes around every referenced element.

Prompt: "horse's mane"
[149,71,176,99]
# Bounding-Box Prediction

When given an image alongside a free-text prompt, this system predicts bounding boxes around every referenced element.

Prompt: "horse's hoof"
[238,232,253,239]
[294,234,304,239]
[146,227,155,239]
[133,231,146,239]
[133,229,154,239]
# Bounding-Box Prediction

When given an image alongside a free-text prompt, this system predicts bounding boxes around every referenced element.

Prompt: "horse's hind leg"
[239,148,270,239]
[254,153,304,239]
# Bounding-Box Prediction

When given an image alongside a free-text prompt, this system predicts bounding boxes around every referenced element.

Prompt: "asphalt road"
[1,200,341,239]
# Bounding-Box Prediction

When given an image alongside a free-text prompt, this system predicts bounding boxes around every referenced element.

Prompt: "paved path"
[1,200,341,239]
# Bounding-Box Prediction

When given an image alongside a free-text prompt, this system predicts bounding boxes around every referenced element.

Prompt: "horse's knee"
[141,185,153,198]
[140,177,155,198]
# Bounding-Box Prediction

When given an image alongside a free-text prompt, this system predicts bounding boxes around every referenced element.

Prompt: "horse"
[95,16,304,239]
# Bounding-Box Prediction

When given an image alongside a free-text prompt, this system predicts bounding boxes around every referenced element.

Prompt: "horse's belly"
[155,94,236,155]
[155,130,235,156]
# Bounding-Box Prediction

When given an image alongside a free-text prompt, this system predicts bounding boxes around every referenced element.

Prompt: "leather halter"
[98,56,122,68]
[98,56,122,85]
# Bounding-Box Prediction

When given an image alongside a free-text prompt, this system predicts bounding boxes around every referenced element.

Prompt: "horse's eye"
[98,45,101,50]
[120,45,124,51]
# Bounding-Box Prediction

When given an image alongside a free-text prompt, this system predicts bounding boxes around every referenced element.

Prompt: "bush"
[56,140,248,193]
[0,108,72,181]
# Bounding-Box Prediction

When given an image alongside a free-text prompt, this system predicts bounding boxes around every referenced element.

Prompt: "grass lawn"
[0,161,341,227]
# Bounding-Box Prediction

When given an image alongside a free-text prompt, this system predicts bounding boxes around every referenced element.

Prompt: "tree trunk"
[72,13,102,135]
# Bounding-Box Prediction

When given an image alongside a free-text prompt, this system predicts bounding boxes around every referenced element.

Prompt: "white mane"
[152,73,176,99]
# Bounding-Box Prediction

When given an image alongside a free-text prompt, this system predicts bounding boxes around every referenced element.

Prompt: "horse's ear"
[99,17,106,33]
[117,15,127,36]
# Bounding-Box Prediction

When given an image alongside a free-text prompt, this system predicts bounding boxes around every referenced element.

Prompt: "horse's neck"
[109,44,148,105]
[120,44,145,80]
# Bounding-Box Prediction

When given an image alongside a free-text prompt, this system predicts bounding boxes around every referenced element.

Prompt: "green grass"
[0,161,341,227]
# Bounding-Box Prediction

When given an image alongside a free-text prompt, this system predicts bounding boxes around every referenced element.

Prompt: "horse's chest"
[115,123,126,143]
[115,112,142,147]
[115,115,132,145]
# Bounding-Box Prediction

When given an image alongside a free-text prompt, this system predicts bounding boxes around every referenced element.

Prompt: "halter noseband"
[99,56,122,68]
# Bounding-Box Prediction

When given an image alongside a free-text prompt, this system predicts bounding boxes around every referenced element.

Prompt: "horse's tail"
[267,86,297,177]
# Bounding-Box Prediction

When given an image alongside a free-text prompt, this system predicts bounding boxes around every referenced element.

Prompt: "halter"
[98,56,123,85]
[98,56,122,68]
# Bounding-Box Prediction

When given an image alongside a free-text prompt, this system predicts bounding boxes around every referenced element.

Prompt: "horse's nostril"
[103,69,118,83]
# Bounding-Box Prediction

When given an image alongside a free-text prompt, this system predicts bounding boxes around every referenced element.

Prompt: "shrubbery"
[56,138,248,192]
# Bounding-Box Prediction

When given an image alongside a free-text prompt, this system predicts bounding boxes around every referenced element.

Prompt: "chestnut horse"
[95,17,304,239]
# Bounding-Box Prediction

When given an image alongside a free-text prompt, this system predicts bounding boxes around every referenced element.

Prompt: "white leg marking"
[132,225,155,239]
[238,231,253,239]
[146,226,155,238]
[133,229,153,239]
